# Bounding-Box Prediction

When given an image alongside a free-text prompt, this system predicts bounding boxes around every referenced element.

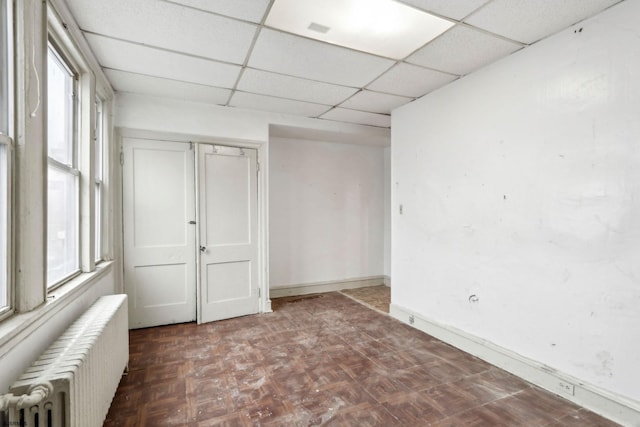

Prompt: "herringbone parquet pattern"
[104,291,620,426]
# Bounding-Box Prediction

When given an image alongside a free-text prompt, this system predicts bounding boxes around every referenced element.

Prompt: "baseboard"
[390,303,640,427]
[269,276,385,298]
[261,298,272,314]
[383,276,391,287]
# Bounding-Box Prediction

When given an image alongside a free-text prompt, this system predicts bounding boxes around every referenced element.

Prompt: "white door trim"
[117,128,271,321]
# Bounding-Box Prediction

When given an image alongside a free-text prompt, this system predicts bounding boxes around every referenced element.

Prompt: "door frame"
[117,128,272,320]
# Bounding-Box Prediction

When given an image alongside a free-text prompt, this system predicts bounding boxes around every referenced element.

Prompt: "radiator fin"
[2,294,129,427]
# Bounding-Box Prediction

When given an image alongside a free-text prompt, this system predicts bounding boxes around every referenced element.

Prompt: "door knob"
[199,246,206,253]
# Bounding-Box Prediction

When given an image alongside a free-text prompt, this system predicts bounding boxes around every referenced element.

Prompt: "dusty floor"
[340,284,390,313]
[104,289,620,426]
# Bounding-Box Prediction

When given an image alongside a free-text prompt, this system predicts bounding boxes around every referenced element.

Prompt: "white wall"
[392,0,639,405]
[269,137,385,288]
[114,94,392,295]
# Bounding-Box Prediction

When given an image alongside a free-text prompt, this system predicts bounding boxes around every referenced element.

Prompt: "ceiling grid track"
[64,0,625,128]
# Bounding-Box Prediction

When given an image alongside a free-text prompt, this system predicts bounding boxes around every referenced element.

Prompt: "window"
[0,1,113,322]
[1,0,12,314]
[47,42,79,287]
[94,98,103,262]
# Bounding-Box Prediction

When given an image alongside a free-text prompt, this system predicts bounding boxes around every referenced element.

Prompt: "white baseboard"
[383,276,391,287]
[390,303,640,427]
[269,276,385,298]
[261,298,272,313]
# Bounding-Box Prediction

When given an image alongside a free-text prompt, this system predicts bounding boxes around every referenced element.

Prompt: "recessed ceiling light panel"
[265,0,454,59]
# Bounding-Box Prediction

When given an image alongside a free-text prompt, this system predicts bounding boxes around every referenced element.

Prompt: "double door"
[122,138,259,328]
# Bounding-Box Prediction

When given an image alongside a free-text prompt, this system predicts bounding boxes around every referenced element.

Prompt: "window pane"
[0,0,9,135]
[47,46,74,165]
[94,99,103,261]
[95,182,101,261]
[47,166,78,285]
[94,99,103,180]
[47,43,78,287]
[0,0,8,310]
[0,145,7,309]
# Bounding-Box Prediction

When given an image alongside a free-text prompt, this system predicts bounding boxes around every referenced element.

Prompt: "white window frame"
[0,0,114,346]
[0,138,11,319]
[0,0,11,134]
[0,0,14,319]
[46,2,107,288]
[94,97,104,262]
[46,40,81,289]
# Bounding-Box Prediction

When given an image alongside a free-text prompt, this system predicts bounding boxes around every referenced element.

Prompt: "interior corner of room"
[0,0,639,425]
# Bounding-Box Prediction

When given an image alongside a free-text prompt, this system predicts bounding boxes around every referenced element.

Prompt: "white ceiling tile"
[85,33,241,88]
[248,28,395,87]
[105,69,231,105]
[165,0,270,23]
[397,0,490,20]
[465,0,622,44]
[367,63,457,97]
[237,69,358,105]
[68,0,619,124]
[339,90,412,114]
[321,108,391,128]
[65,0,257,64]
[229,92,332,117]
[407,24,522,75]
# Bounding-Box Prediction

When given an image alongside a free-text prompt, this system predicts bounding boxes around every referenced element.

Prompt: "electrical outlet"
[557,380,575,396]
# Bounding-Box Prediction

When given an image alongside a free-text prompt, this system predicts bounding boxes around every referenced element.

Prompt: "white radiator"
[0,294,129,427]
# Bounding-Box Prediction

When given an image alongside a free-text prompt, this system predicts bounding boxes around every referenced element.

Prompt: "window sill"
[0,261,114,358]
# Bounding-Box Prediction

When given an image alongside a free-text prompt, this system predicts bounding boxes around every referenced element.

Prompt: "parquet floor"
[104,291,620,426]
[340,285,390,313]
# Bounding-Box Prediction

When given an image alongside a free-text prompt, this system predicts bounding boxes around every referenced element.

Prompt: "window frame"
[46,2,109,290]
[46,39,81,289]
[0,138,12,318]
[0,0,115,334]
[0,0,12,135]
[94,97,104,263]
[0,0,14,319]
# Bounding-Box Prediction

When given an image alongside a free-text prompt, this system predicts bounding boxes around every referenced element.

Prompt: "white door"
[123,138,197,328]
[198,144,259,323]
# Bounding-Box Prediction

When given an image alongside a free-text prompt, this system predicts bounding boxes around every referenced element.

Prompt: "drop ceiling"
[65,0,623,129]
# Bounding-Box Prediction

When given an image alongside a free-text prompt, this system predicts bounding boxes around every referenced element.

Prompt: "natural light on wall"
[265,0,454,59]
